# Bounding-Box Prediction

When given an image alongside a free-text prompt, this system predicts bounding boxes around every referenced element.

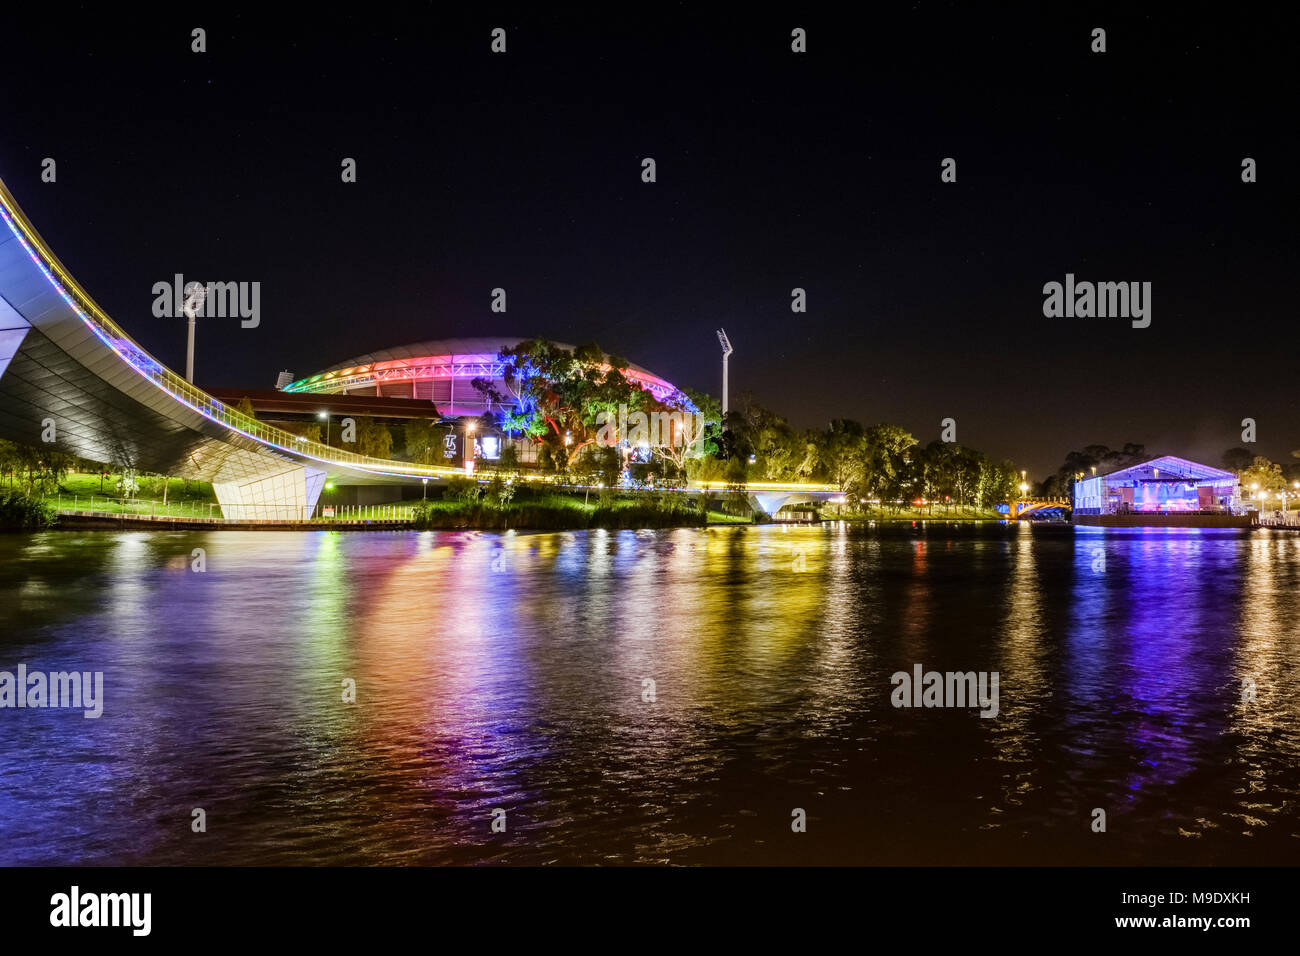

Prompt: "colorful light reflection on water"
[0,525,1297,865]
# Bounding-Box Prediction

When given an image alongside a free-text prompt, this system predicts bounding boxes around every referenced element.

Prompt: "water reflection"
[0,524,1297,865]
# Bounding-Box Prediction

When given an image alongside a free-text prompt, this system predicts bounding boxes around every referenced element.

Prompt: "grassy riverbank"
[10,472,947,531]
[831,507,1007,522]
[22,472,221,519]
[411,493,749,530]
[24,473,753,530]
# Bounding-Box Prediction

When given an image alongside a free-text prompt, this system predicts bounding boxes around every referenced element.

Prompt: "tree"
[646,388,720,479]
[651,391,715,478]
[233,396,259,421]
[914,440,960,510]
[1222,447,1255,473]
[278,421,322,444]
[0,440,21,489]
[724,454,748,493]
[952,446,987,511]
[729,394,807,481]
[496,442,520,476]
[862,424,917,503]
[686,454,728,484]
[682,389,723,459]
[404,418,443,464]
[813,419,867,494]
[350,417,393,458]
[982,459,1020,508]
[574,444,620,488]
[1240,456,1283,500]
[536,442,561,475]
[482,339,658,472]
[1045,443,1147,499]
[0,439,73,495]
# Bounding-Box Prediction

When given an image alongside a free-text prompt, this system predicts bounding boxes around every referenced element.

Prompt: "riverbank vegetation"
[685,395,1021,517]
[411,478,728,529]
[0,490,56,530]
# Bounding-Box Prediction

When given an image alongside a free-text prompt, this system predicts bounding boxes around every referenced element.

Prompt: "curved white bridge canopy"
[0,177,464,520]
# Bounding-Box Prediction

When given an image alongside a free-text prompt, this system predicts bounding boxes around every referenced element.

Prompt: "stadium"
[279,337,689,419]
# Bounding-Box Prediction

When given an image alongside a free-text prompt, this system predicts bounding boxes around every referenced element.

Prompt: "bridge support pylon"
[212,464,327,521]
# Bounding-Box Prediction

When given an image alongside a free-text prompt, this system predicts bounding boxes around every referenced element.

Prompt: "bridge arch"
[1006,497,1072,520]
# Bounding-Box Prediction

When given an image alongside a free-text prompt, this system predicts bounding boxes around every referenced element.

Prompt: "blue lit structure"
[1072,456,1249,527]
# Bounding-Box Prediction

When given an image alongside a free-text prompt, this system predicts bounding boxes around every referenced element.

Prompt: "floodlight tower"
[182,282,207,384]
[716,328,733,416]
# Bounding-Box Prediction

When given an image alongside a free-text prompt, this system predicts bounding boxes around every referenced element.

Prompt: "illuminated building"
[1072,456,1250,527]
[280,338,688,418]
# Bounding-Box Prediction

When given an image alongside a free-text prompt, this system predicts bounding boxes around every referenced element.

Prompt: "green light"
[325,482,334,490]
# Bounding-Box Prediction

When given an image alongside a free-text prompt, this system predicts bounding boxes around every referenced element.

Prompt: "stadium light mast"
[716,328,733,416]
[182,282,207,384]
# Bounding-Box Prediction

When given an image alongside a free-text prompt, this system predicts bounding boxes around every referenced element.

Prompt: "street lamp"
[318,410,330,445]
[422,477,428,500]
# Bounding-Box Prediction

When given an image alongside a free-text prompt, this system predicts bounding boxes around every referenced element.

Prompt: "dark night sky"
[1,5,1295,479]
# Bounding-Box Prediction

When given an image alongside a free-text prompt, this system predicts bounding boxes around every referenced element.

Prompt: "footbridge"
[690,481,842,516]
[0,176,467,520]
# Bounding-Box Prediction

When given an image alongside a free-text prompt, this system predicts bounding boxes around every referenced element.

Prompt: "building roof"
[1098,455,1236,483]
[285,335,688,406]
[317,337,659,378]
[207,388,442,420]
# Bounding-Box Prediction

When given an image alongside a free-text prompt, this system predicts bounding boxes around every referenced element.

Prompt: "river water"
[1,523,1297,865]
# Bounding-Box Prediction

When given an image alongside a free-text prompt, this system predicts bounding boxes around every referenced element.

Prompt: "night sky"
[2,6,1294,479]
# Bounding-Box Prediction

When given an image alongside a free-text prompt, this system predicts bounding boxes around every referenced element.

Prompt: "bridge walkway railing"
[1,180,465,482]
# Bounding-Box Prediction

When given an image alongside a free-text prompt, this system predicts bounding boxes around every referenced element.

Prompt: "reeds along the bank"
[0,490,56,530]
[410,495,709,530]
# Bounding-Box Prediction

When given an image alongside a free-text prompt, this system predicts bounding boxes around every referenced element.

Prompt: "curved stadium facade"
[280,337,688,418]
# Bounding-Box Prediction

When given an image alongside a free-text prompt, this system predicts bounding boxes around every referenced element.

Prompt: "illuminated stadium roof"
[282,337,688,418]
